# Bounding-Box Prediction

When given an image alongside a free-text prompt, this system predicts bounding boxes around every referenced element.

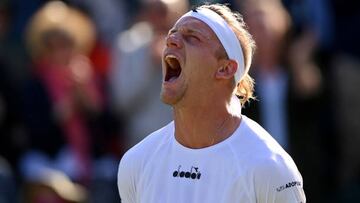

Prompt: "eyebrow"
[168,27,211,40]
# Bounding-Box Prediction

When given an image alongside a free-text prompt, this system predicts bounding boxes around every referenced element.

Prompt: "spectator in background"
[110,0,188,148]
[239,0,291,149]
[22,0,98,183]
[19,1,121,202]
[67,0,127,46]
[283,0,337,201]
[240,0,334,201]
[285,0,360,200]
[66,0,129,88]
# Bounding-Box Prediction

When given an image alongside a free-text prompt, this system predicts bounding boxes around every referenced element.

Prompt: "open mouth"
[164,55,182,82]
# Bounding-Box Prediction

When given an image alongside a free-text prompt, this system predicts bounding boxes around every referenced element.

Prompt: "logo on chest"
[172,165,201,180]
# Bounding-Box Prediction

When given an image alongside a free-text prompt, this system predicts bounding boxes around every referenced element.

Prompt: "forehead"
[172,16,217,39]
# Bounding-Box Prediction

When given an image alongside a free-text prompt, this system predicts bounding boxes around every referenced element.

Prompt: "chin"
[160,91,178,106]
[160,88,184,106]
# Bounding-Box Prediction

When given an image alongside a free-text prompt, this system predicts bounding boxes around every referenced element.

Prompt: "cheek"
[182,43,220,84]
[184,60,215,88]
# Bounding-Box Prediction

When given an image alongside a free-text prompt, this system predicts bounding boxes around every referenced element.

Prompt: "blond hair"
[198,4,256,106]
[26,1,95,59]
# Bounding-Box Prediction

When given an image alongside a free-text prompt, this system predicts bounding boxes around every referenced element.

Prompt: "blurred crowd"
[0,0,359,202]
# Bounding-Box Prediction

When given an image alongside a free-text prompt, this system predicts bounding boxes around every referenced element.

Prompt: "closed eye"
[185,34,201,44]
[190,35,200,40]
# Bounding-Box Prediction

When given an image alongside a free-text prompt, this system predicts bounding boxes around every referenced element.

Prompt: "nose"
[166,33,183,49]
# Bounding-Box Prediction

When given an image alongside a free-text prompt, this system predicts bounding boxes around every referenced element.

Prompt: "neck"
[173,95,242,149]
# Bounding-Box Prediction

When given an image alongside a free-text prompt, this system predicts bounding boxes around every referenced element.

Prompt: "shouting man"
[118,3,305,203]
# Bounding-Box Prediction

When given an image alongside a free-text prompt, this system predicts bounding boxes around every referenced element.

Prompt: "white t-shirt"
[118,116,306,203]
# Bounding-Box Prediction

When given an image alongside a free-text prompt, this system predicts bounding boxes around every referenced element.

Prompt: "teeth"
[165,54,178,64]
[165,55,180,71]
[165,54,177,59]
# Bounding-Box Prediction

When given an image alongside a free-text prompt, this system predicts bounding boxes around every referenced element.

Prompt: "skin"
[161,16,242,148]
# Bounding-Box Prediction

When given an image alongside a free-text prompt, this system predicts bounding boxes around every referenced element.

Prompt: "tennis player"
[118,3,306,203]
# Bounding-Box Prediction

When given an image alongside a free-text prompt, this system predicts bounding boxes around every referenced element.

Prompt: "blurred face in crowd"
[243,2,289,66]
[42,30,75,66]
[161,16,226,106]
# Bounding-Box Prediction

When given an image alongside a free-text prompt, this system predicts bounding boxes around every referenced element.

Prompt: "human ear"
[215,60,238,80]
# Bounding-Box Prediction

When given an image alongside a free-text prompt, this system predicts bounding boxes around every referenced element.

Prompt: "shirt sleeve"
[253,155,306,203]
[117,152,137,203]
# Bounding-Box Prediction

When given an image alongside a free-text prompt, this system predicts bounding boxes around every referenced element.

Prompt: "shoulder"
[119,121,174,166]
[118,121,174,176]
[240,116,302,183]
[252,153,302,186]
[117,121,174,200]
[229,116,305,202]
[230,116,288,162]
[238,117,305,202]
[251,155,306,202]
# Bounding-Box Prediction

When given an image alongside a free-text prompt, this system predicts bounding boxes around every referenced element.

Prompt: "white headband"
[177,8,245,83]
